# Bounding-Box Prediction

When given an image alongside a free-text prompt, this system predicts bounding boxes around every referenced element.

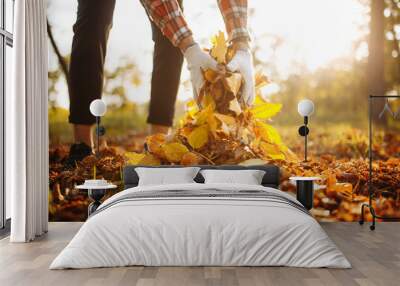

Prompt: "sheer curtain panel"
[7,0,48,242]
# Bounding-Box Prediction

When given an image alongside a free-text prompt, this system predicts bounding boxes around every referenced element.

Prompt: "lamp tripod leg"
[359,203,366,225]
[370,206,376,231]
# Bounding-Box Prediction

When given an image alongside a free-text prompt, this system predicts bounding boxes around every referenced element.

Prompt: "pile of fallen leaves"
[48,142,400,222]
[126,32,296,167]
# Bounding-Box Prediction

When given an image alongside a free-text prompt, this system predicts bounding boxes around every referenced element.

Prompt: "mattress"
[50,183,351,269]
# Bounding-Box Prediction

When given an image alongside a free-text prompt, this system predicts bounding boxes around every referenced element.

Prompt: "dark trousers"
[69,0,183,127]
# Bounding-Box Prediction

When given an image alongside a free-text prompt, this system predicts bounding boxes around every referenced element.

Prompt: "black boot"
[64,142,92,168]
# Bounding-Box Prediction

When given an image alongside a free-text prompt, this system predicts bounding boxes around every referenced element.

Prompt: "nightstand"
[76,183,117,216]
[289,177,320,210]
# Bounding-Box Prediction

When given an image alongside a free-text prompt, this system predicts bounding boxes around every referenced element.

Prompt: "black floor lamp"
[89,99,107,158]
[297,99,315,162]
[359,95,400,230]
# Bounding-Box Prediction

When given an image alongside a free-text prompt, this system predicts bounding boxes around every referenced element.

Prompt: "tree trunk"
[47,18,71,100]
[368,0,386,123]
[389,0,400,94]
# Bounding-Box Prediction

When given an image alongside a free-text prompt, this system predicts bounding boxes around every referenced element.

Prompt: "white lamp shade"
[297,99,314,117]
[90,99,107,117]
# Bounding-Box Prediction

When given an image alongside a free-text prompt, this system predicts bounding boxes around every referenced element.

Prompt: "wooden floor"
[0,222,399,286]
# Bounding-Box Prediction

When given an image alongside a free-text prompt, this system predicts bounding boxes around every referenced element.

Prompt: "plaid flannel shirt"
[141,0,249,47]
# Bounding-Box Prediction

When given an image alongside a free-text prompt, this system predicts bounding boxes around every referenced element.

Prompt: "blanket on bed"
[91,189,311,218]
[50,183,351,269]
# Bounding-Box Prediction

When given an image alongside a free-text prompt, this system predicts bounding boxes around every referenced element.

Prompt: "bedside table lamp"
[297,99,315,162]
[90,99,107,158]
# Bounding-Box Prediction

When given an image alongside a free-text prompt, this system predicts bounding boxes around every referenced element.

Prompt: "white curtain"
[7,0,48,242]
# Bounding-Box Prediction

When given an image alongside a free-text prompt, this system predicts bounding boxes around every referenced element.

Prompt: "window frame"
[0,0,14,232]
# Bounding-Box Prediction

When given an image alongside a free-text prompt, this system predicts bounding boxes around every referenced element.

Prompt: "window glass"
[5,0,14,33]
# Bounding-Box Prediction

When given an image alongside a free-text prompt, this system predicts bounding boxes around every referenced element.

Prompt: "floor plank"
[0,222,399,286]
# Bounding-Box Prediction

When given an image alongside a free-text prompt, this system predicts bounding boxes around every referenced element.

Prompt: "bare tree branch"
[47,18,71,97]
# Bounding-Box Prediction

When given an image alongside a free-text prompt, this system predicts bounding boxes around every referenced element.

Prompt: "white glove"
[184,44,219,101]
[226,49,255,105]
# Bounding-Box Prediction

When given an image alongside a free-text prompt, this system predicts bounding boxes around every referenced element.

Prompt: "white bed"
[50,183,351,269]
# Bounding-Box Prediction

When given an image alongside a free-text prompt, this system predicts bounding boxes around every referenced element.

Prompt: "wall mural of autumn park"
[48,0,400,222]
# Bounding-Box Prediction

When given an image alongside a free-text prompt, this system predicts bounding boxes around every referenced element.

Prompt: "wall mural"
[48,0,400,222]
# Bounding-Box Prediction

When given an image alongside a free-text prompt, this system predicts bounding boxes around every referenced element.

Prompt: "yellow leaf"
[140,154,161,166]
[254,121,282,145]
[251,102,282,119]
[179,126,193,138]
[211,31,227,64]
[125,152,161,166]
[186,100,196,108]
[229,98,242,115]
[195,104,214,125]
[146,134,166,157]
[161,143,190,163]
[208,114,219,136]
[214,113,236,126]
[188,125,209,149]
[204,69,220,83]
[125,152,146,165]
[185,100,199,118]
[254,95,266,105]
[259,142,285,160]
[223,73,242,96]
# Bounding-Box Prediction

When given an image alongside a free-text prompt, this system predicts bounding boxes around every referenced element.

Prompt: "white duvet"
[50,183,351,269]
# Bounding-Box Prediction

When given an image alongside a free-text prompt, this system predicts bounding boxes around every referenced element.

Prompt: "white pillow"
[135,167,200,186]
[200,169,266,185]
